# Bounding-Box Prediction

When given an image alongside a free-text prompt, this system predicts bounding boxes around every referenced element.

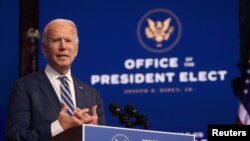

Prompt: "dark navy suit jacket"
[5,70,106,141]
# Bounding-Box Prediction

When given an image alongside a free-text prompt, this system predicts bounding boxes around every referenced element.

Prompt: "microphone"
[124,104,149,129]
[136,114,149,129]
[109,103,123,117]
[109,103,131,127]
[124,104,139,117]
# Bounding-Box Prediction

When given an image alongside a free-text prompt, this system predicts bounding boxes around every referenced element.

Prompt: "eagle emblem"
[145,18,174,47]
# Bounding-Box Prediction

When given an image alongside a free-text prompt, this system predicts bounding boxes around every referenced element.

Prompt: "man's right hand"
[58,104,83,130]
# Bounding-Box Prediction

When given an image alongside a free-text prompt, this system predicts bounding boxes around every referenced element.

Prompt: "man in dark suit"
[5,19,106,141]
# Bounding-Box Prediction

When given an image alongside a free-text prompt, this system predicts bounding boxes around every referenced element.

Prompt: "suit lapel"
[73,77,85,108]
[37,70,61,113]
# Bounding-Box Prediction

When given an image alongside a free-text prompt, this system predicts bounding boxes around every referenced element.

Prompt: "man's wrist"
[51,120,64,137]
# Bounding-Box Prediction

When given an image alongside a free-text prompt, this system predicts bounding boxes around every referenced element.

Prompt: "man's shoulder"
[15,70,45,84]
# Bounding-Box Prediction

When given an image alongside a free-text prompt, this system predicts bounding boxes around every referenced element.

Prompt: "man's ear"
[75,46,78,57]
[42,45,47,58]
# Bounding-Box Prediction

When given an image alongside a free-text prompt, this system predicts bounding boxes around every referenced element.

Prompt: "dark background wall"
[239,0,250,74]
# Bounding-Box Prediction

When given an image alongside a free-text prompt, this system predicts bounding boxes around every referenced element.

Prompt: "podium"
[51,125,194,141]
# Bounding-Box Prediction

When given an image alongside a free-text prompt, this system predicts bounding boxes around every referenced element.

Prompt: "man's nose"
[59,40,66,49]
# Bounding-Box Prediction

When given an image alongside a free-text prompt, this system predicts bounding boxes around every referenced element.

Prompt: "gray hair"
[42,19,79,45]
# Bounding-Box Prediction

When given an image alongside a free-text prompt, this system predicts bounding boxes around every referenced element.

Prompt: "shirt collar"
[44,64,73,82]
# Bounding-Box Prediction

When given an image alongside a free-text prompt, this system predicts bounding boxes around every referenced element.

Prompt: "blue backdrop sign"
[39,0,239,140]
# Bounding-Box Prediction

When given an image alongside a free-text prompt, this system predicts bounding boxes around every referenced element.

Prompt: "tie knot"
[60,76,68,84]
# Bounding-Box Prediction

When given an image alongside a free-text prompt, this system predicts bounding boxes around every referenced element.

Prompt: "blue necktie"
[60,76,74,116]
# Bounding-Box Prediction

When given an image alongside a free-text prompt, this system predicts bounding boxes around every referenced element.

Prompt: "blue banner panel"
[0,0,19,141]
[39,0,239,140]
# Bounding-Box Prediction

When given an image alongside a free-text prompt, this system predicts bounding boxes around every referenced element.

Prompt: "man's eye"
[65,39,72,43]
[51,39,60,43]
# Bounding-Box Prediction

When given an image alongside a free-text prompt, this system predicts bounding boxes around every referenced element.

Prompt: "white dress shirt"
[44,64,76,136]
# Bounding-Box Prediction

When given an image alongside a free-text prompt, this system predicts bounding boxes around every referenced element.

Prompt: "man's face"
[42,22,78,74]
